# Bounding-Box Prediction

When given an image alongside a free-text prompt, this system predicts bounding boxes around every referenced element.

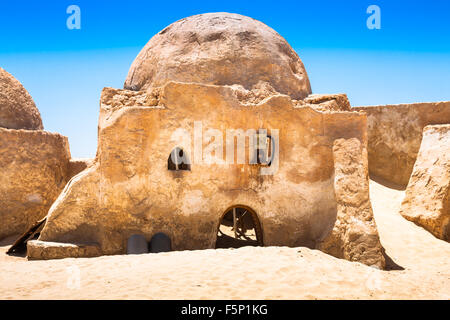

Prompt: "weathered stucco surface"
[400,125,450,241]
[302,94,351,112]
[68,158,94,178]
[124,13,311,101]
[0,128,72,239]
[33,81,381,267]
[354,102,450,187]
[317,138,385,269]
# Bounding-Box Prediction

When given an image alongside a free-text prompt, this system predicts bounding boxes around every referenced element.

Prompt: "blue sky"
[1,0,450,157]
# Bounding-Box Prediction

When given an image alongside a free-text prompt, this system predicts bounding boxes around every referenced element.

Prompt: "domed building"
[124,13,311,100]
[0,68,43,130]
[0,68,88,241]
[26,13,387,268]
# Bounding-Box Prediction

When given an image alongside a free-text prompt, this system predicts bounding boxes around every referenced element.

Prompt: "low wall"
[354,101,450,187]
[68,158,94,178]
[0,128,72,239]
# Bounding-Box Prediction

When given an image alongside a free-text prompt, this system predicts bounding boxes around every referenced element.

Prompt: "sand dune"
[0,180,449,300]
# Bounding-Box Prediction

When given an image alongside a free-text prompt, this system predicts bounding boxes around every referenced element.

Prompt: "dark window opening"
[149,232,172,253]
[216,206,263,249]
[168,147,191,171]
[251,130,275,166]
[127,234,148,255]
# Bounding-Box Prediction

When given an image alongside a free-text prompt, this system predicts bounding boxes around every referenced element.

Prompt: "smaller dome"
[0,68,43,130]
[125,12,312,100]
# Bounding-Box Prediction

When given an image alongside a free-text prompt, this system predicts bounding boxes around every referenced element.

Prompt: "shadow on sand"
[370,174,406,191]
[216,233,259,249]
[382,248,405,271]
[1,234,29,258]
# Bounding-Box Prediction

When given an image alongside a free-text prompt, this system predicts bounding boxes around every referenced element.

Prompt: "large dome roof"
[124,12,311,100]
[0,68,43,130]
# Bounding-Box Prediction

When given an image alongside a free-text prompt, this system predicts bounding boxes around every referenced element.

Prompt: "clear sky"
[1,0,450,158]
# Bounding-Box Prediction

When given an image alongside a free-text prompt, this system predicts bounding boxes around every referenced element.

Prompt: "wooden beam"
[233,208,237,239]
[174,149,179,171]
[7,217,47,254]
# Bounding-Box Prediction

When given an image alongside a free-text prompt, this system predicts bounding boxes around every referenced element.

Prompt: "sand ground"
[0,180,449,299]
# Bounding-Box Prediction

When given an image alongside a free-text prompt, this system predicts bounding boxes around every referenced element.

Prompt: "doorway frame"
[215,204,264,247]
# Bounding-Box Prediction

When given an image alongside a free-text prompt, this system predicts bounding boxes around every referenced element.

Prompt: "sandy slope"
[0,180,449,299]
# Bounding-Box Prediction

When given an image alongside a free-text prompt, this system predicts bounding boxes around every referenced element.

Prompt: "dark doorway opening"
[215,206,263,249]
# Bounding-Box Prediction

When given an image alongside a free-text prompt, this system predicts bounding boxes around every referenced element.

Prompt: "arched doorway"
[215,206,263,248]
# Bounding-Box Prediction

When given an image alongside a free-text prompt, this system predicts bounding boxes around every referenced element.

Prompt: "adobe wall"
[400,125,450,241]
[353,102,450,187]
[36,82,369,259]
[0,128,72,239]
[317,138,385,269]
[68,158,94,178]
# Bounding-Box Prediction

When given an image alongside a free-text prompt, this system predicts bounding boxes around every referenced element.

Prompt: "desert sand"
[0,180,449,300]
